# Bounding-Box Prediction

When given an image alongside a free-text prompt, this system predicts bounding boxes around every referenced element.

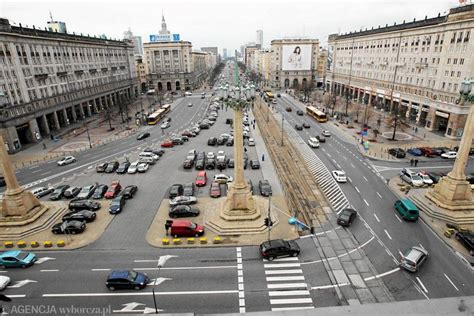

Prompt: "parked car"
[57,156,76,166]
[195,158,205,170]
[226,137,234,146]
[400,168,424,187]
[109,195,126,214]
[0,275,10,289]
[195,171,207,187]
[205,158,216,170]
[169,220,204,238]
[136,132,150,140]
[295,124,303,131]
[127,161,140,174]
[30,186,54,198]
[137,162,149,173]
[69,199,101,212]
[455,231,474,256]
[105,161,120,173]
[122,185,138,199]
[49,184,70,200]
[96,162,108,173]
[285,107,292,112]
[248,138,255,146]
[92,184,108,199]
[0,250,37,268]
[52,220,86,234]
[332,170,347,183]
[315,135,326,143]
[214,174,233,184]
[76,184,98,199]
[106,270,149,291]
[143,148,165,156]
[337,208,357,226]
[259,180,272,196]
[169,205,200,218]
[169,196,197,207]
[419,147,436,157]
[407,148,422,156]
[63,186,81,199]
[161,140,174,148]
[250,160,260,169]
[259,239,300,261]
[208,137,217,146]
[116,161,131,174]
[441,151,457,159]
[183,183,195,196]
[183,159,194,169]
[417,172,434,185]
[302,123,310,129]
[400,246,428,272]
[427,172,442,184]
[62,210,96,223]
[210,181,222,198]
[104,181,122,199]
[169,184,184,199]
[227,158,235,168]
[322,130,331,137]
[388,148,406,158]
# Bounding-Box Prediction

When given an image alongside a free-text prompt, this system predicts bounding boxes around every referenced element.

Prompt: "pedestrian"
[262,154,265,161]
[410,159,414,166]
[415,127,418,133]
[50,134,54,140]
[414,159,418,167]
[253,123,255,130]
[244,147,247,153]
[42,142,47,150]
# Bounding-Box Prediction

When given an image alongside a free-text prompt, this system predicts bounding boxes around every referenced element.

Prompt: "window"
[460,58,464,65]
[453,58,458,64]
[464,31,470,42]
[447,58,451,64]
[442,82,446,89]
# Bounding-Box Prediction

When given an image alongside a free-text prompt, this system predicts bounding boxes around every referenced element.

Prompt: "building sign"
[149,34,180,42]
[435,110,450,118]
[282,44,312,71]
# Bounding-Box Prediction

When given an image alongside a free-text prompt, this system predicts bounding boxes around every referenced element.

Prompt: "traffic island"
[146,195,299,248]
[0,200,115,250]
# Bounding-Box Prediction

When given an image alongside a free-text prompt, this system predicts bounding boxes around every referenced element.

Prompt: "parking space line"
[443,274,459,291]
[363,199,369,206]
[354,186,360,193]
[373,214,380,223]
[384,229,392,240]
[416,277,429,293]
[376,192,382,199]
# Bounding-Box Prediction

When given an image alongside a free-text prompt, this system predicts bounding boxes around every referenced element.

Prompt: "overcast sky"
[1,0,457,54]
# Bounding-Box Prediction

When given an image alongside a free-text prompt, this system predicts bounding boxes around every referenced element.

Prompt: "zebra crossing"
[264,257,314,311]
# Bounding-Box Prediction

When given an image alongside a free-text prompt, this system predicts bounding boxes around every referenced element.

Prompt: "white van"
[138,152,159,161]
[138,156,156,165]
[308,137,320,148]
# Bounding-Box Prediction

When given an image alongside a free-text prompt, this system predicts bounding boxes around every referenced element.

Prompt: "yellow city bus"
[161,104,171,113]
[147,109,166,125]
[306,106,328,122]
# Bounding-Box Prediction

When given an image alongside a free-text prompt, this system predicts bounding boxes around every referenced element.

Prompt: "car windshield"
[127,271,138,282]
[111,200,121,206]
[412,175,422,181]
[16,252,29,260]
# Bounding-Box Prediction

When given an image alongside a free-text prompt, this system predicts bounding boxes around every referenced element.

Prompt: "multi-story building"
[135,56,147,91]
[223,48,228,59]
[192,51,211,87]
[124,29,143,56]
[270,38,322,89]
[248,49,272,85]
[317,49,328,88]
[0,18,137,153]
[326,3,474,139]
[256,30,263,48]
[201,46,220,66]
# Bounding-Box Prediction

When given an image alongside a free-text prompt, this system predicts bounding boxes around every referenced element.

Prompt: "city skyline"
[1,0,456,53]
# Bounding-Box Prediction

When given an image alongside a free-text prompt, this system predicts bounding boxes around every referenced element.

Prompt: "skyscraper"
[223,48,228,59]
[256,30,263,48]
[123,28,143,55]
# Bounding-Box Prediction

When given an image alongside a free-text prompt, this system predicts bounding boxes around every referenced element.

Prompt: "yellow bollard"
[4,242,14,248]
[162,238,170,245]
[31,241,40,248]
[187,238,195,244]
[57,240,66,247]
[200,237,208,244]
[173,238,181,245]
[44,241,53,248]
[213,236,222,244]
[17,241,27,248]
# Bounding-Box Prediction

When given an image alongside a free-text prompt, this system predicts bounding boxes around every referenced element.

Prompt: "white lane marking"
[7,279,38,288]
[376,192,382,199]
[373,213,380,223]
[272,307,314,311]
[265,269,303,275]
[263,257,299,262]
[363,199,369,206]
[347,176,352,183]
[354,186,360,193]
[35,257,56,264]
[269,290,310,296]
[43,290,239,297]
[236,247,245,314]
[31,169,42,174]
[264,263,301,268]
[40,269,59,272]
[363,176,368,182]
[266,276,305,282]
[134,265,236,271]
[419,244,425,250]
[311,283,350,290]
[29,165,39,169]
[443,274,459,291]
[384,229,393,240]
[350,163,355,168]
[40,171,52,176]
[267,283,307,289]
[270,298,313,305]
[327,153,332,158]
[364,267,401,281]
[91,269,111,271]
[398,250,404,258]
[394,214,403,222]
[4,295,26,298]
[343,156,348,160]
[82,154,91,157]
[416,277,429,293]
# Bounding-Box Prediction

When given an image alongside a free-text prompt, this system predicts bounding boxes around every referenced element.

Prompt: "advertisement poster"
[282,44,312,71]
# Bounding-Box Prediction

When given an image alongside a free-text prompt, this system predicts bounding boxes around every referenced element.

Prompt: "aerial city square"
[0,0,474,315]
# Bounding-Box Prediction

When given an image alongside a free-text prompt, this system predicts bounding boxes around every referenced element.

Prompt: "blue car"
[0,250,37,268]
[407,148,422,156]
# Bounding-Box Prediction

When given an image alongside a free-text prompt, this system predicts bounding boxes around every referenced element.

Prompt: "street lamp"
[82,115,92,149]
[152,255,177,314]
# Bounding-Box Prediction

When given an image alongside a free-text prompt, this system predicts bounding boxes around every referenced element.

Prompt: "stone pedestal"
[426,175,473,211]
[221,183,260,221]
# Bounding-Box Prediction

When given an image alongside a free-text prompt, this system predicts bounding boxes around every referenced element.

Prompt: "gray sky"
[1,0,456,54]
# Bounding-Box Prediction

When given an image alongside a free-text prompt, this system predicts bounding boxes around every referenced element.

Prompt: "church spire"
[159,12,170,35]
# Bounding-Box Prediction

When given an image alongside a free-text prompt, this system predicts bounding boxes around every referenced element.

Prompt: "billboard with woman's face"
[282,44,312,71]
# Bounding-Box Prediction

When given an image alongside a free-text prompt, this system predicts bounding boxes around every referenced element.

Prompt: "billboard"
[282,44,312,71]
[149,34,180,42]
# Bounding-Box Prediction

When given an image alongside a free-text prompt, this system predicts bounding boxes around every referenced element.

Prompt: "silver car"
[169,196,197,206]
[400,246,428,272]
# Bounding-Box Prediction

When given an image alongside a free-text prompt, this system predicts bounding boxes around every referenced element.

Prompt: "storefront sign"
[435,110,450,118]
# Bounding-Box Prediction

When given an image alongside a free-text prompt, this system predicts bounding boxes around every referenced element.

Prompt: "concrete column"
[63,108,69,126]
[52,111,60,130]
[93,99,100,112]
[406,102,411,119]
[41,114,50,135]
[86,103,92,117]
[28,118,41,143]
[78,103,85,118]
[70,105,77,122]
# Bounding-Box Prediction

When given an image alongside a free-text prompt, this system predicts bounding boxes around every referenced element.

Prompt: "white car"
[30,187,53,198]
[248,138,255,146]
[57,156,76,166]
[161,121,170,129]
[169,196,198,206]
[187,103,193,107]
[418,173,434,185]
[332,170,347,183]
[207,152,215,159]
[322,130,331,137]
[214,174,234,184]
[217,151,226,160]
[0,275,11,290]
[308,137,320,148]
[185,91,193,96]
[441,151,457,159]
[137,162,149,173]
[127,161,140,174]
[243,126,250,132]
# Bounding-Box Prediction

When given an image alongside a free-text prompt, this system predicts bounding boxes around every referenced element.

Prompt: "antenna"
[49,11,53,22]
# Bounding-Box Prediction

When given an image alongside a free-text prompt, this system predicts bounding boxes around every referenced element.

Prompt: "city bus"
[306,106,328,123]
[147,109,166,125]
[161,104,171,114]
[264,91,274,100]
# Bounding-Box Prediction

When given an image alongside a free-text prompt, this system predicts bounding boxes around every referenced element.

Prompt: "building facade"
[326,3,474,139]
[0,18,138,153]
[123,29,143,55]
[256,30,263,48]
[270,38,322,89]
[201,46,220,66]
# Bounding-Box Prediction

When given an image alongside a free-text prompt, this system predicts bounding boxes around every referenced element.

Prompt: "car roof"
[0,250,22,257]
[405,246,427,261]
[263,239,286,248]
[108,270,131,279]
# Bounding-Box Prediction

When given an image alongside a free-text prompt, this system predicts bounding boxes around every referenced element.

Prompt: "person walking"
[414,159,418,167]
[410,159,414,166]
[262,154,265,162]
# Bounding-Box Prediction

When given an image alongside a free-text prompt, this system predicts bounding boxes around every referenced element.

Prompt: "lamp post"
[82,115,92,149]
[152,255,177,314]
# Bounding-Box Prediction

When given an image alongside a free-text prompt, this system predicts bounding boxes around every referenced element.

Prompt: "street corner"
[0,200,115,251]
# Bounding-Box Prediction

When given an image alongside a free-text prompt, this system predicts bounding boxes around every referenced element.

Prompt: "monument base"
[1,189,42,217]
[220,183,260,221]
[426,176,474,211]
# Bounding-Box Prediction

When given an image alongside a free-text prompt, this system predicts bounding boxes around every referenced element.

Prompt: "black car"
[105,161,119,173]
[69,199,101,211]
[302,123,310,129]
[96,162,108,173]
[0,175,5,187]
[122,185,138,199]
[62,210,97,223]
[227,158,235,168]
[226,118,233,125]
[295,124,303,131]
[144,148,165,156]
[169,184,184,199]
[171,137,184,145]
[169,205,200,218]
[183,159,194,169]
[205,158,216,170]
[259,180,272,196]
[315,135,326,143]
[337,208,357,227]
[92,184,108,199]
[183,183,195,196]
[250,160,260,169]
[116,161,131,174]
[427,172,443,184]
[199,122,210,129]
[136,132,150,140]
[217,159,227,170]
[226,138,234,146]
[195,159,205,170]
[260,239,300,261]
[296,110,304,116]
[388,148,406,158]
[217,137,227,145]
[109,195,126,214]
[52,220,86,235]
[64,187,81,199]
[106,270,149,291]
[455,231,474,256]
[49,185,70,200]
[208,137,217,146]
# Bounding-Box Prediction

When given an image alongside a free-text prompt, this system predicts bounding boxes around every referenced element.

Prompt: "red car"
[104,180,122,199]
[210,181,221,198]
[195,171,207,187]
[161,140,174,148]
[181,130,195,138]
